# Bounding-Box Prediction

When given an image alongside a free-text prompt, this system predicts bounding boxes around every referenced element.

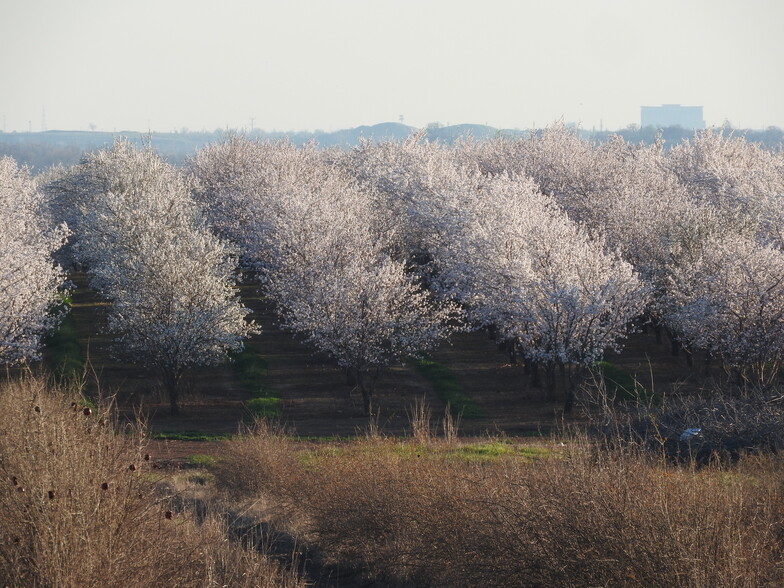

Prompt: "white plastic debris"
[679,427,702,442]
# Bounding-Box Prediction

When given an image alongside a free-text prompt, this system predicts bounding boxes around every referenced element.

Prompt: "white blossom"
[50,141,256,414]
[0,157,68,364]
[666,235,784,388]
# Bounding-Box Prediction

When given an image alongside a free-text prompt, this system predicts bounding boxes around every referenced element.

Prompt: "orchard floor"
[46,275,716,463]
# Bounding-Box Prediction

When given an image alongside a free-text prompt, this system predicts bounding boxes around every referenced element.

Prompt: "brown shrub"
[589,383,784,462]
[0,374,301,588]
[217,427,784,587]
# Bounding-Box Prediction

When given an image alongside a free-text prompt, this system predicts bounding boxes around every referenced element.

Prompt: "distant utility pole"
[250,117,255,131]
[28,120,32,134]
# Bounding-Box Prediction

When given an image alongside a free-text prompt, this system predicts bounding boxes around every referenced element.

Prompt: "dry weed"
[217,424,784,587]
[0,374,302,588]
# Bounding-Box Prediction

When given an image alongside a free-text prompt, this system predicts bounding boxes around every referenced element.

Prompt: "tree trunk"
[529,361,542,389]
[508,339,519,365]
[544,363,557,400]
[361,387,373,416]
[562,364,578,414]
[563,386,574,414]
[487,324,497,341]
[345,366,357,386]
[163,370,181,417]
[356,370,373,416]
[731,367,744,389]
[654,323,663,345]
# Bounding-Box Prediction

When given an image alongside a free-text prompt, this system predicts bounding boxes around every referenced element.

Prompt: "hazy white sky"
[1,0,782,133]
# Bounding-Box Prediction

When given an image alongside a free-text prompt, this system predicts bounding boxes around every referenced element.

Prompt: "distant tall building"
[640,104,705,130]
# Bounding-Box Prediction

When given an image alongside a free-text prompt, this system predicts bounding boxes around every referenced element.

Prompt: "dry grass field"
[5,373,782,587]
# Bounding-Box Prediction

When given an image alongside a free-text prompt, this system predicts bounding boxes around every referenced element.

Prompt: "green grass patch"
[415,359,484,418]
[42,311,84,382]
[294,439,551,468]
[246,395,281,419]
[151,431,234,442]
[185,454,219,467]
[233,344,282,419]
[594,361,652,403]
[447,442,551,463]
[233,346,269,384]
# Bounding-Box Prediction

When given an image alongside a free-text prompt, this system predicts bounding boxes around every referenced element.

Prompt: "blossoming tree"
[0,157,68,364]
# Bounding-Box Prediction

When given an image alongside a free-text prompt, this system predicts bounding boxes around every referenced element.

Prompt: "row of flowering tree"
[470,125,784,389]
[45,141,256,415]
[187,127,784,405]
[189,137,460,414]
[188,135,652,412]
[343,138,648,411]
[4,125,782,414]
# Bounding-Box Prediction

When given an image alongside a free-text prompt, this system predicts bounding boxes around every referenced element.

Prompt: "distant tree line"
[590,124,784,150]
[3,123,781,173]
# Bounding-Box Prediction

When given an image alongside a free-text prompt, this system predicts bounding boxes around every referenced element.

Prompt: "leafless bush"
[217,426,784,587]
[441,402,460,444]
[598,385,784,462]
[407,396,433,444]
[0,374,301,587]
[406,398,461,445]
[466,443,784,587]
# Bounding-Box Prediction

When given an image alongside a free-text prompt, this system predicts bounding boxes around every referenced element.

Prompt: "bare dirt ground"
[128,308,581,440]
[55,276,713,465]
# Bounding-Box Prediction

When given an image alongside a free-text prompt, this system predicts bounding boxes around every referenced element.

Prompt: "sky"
[0,0,782,133]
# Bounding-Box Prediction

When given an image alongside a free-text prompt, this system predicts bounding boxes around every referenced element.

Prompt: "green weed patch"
[186,454,219,467]
[42,311,84,381]
[447,441,551,463]
[233,345,282,419]
[415,359,484,418]
[294,438,550,469]
[246,395,281,419]
[233,346,268,383]
[594,361,651,403]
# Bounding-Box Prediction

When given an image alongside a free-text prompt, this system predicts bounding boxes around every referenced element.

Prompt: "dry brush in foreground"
[0,374,301,588]
[217,421,784,587]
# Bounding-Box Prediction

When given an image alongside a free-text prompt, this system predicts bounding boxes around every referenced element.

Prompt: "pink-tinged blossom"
[667,129,784,247]
[433,172,648,370]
